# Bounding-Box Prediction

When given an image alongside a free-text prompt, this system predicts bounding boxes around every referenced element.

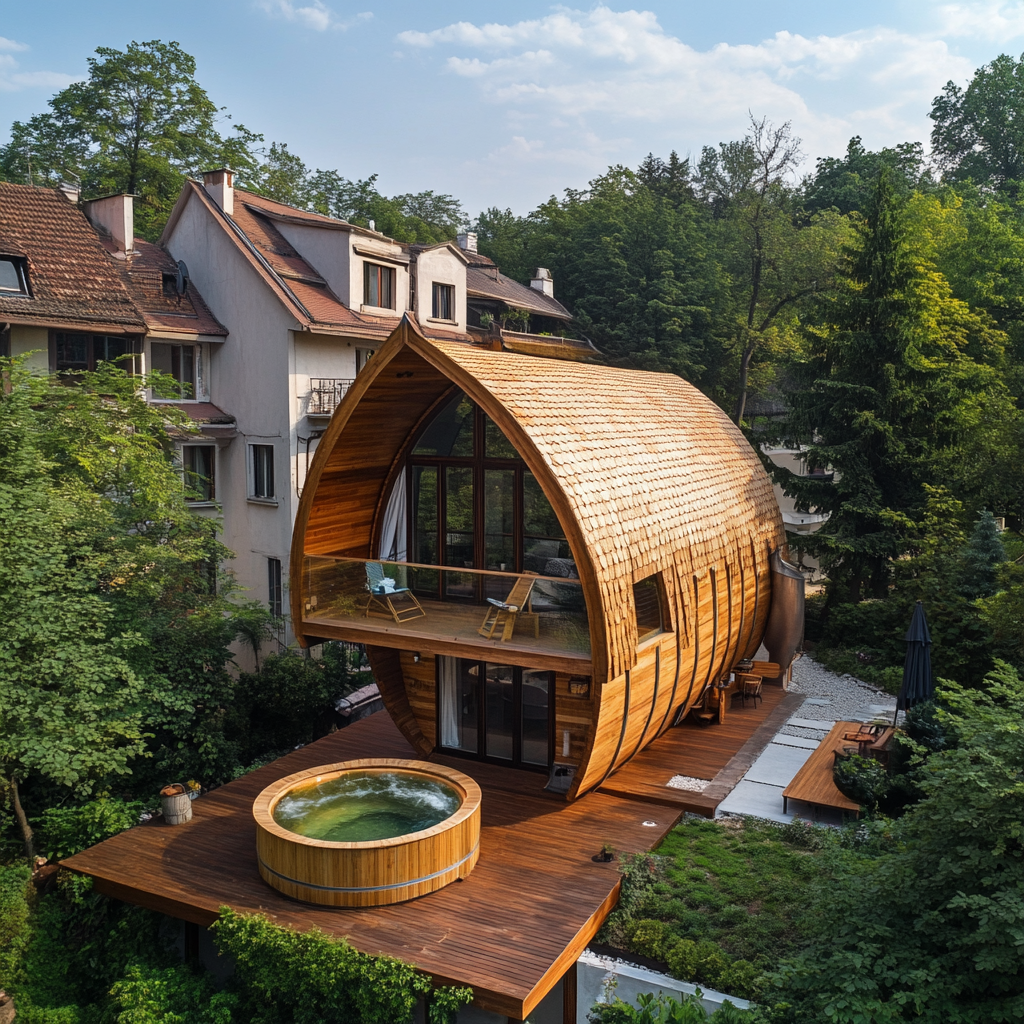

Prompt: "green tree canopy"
[0,40,261,239]
[803,135,934,215]
[777,170,1019,603]
[931,52,1024,190]
[781,662,1024,1022]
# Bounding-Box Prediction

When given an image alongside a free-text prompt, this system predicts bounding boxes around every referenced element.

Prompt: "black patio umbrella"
[894,600,934,726]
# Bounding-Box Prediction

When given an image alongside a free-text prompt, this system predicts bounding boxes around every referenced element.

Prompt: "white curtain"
[439,656,460,749]
[378,473,407,563]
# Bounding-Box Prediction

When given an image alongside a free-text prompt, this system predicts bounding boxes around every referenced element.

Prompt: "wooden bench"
[782,721,864,819]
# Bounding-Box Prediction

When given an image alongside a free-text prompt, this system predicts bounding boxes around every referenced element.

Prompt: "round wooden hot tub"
[253,758,481,907]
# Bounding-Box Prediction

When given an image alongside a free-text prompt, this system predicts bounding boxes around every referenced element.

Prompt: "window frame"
[181,444,216,504]
[633,571,670,645]
[431,282,455,322]
[51,331,140,375]
[406,392,574,600]
[248,443,277,502]
[268,557,283,619]
[149,341,199,400]
[363,262,396,310]
[435,656,554,771]
[0,256,30,298]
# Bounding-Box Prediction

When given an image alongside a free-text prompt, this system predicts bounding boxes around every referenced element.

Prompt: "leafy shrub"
[37,799,145,860]
[832,754,887,809]
[110,963,237,1024]
[587,991,761,1023]
[0,864,32,990]
[211,908,471,1024]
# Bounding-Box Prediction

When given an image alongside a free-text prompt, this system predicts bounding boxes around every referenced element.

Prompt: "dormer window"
[364,263,395,309]
[162,273,178,298]
[432,282,454,321]
[0,257,29,297]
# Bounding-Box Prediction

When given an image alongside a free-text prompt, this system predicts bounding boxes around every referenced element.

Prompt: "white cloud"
[258,1,371,32]
[938,1,1024,40]
[397,6,976,188]
[0,42,80,93]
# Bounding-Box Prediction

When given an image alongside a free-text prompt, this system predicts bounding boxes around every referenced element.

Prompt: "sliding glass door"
[437,657,553,769]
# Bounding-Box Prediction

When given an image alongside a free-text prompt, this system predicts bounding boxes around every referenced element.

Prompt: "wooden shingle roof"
[426,337,784,679]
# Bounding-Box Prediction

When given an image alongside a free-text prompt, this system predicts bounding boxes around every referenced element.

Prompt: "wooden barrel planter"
[253,758,481,907]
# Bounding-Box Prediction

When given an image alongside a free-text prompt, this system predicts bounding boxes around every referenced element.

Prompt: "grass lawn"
[600,816,837,997]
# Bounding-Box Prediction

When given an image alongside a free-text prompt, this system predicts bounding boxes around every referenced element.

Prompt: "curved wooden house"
[291,316,798,800]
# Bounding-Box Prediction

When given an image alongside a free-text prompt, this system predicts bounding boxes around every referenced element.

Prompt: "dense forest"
[3,38,1024,1024]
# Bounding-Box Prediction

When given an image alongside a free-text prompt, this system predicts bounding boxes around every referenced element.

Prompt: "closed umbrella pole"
[894,600,934,727]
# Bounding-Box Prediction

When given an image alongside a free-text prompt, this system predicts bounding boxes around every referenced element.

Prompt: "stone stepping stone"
[787,717,837,730]
[715,780,792,823]
[770,734,819,750]
[743,743,813,788]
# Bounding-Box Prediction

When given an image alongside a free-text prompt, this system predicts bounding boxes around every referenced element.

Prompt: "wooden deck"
[61,697,803,1019]
[599,685,804,815]
[782,721,863,818]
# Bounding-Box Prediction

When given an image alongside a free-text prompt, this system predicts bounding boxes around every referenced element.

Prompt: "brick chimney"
[530,267,554,298]
[457,231,478,253]
[203,168,235,216]
[82,194,135,258]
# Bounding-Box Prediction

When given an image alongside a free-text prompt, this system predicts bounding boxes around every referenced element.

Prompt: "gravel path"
[778,653,897,740]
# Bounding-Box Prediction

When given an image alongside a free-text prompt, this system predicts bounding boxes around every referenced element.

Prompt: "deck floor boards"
[62,698,797,1018]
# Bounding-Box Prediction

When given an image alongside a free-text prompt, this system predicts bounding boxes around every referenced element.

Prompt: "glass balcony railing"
[301,556,591,662]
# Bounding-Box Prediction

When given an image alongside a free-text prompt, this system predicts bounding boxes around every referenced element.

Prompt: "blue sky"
[2,1,1024,215]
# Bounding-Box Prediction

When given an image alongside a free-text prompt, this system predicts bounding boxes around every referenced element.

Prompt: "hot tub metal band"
[257,842,480,893]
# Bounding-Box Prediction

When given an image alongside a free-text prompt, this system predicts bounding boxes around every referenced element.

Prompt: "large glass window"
[414,392,474,456]
[408,391,575,595]
[249,444,275,500]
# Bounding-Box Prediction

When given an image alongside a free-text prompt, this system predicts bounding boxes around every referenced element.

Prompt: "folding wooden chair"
[479,573,539,642]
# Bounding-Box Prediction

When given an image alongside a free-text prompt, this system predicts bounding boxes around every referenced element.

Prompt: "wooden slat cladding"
[400,650,438,748]
[291,317,787,798]
[366,646,431,755]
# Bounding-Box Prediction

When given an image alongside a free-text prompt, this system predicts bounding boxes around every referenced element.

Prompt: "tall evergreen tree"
[779,169,1017,603]
[960,510,1006,600]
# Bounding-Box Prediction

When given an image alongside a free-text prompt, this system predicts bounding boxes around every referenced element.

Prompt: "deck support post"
[184,921,200,964]
[563,960,578,1024]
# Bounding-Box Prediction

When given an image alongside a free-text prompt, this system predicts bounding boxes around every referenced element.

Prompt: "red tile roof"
[0,182,145,333]
[122,240,227,337]
[164,182,475,345]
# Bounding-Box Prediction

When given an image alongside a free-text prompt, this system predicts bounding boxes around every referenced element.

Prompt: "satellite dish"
[175,260,190,296]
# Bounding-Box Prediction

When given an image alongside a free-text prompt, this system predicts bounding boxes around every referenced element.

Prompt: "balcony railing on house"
[300,556,591,669]
[307,378,355,417]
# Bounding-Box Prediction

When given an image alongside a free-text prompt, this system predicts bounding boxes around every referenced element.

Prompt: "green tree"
[778,170,1018,603]
[803,136,934,215]
[779,662,1024,1022]
[697,117,846,422]
[0,363,148,859]
[931,52,1024,190]
[525,165,726,382]
[0,40,260,239]
[473,207,539,282]
[960,510,1006,599]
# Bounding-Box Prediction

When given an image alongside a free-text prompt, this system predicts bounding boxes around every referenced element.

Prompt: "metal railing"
[307,378,355,416]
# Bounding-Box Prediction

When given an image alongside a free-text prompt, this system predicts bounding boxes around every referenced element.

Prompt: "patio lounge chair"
[479,572,539,642]
[363,562,426,624]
